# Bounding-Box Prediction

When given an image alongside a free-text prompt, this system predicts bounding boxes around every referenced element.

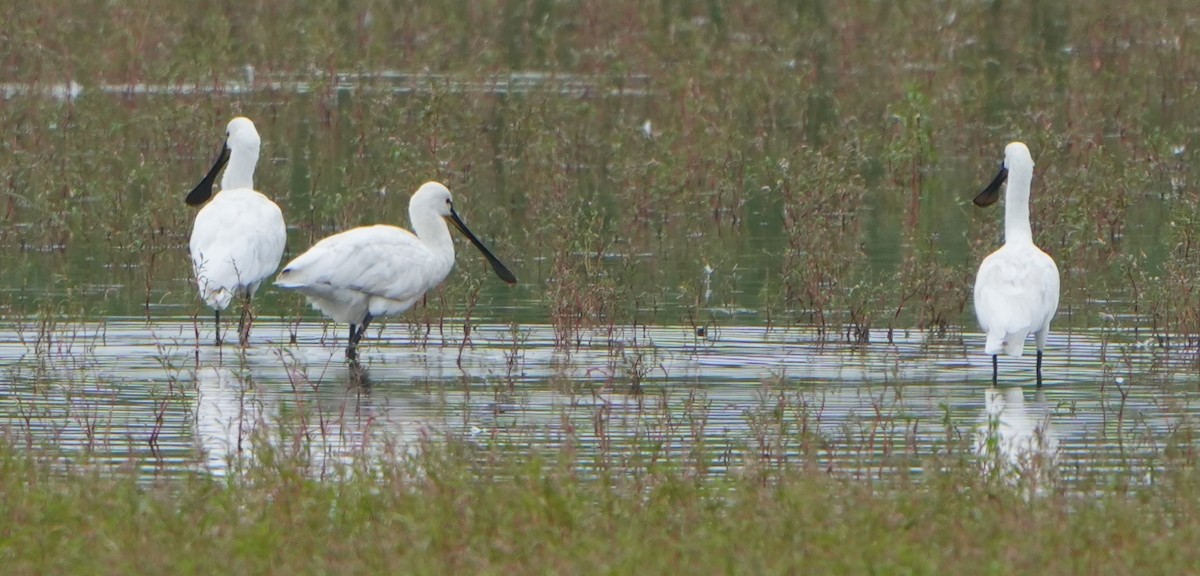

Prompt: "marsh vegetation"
[3,0,1200,572]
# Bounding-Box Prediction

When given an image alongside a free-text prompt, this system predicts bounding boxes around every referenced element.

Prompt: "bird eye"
[445,199,451,205]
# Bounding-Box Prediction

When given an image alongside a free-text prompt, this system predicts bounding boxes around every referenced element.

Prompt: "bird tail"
[984,331,1006,356]
[201,286,234,311]
[985,329,1029,357]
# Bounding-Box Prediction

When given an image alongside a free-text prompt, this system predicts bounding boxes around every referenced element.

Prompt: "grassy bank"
[1,433,1198,575]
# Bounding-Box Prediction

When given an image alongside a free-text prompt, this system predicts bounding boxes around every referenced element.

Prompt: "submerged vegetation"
[3,0,1200,572]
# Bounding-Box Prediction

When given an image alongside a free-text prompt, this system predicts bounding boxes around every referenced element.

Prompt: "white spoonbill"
[274,181,516,360]
[186,117,287,346]
[972,142,1060,386]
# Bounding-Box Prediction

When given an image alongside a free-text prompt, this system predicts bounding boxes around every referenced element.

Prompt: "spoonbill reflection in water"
[193,363,436,477]
[186,117,287,346]
[194,366,264,475]
[975,386,1059,490]
[972,142,1060,386]
[275,181,517,360]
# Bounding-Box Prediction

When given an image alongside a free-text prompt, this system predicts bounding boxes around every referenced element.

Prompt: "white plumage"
[275,181,516,360]
[972,142,1060,385]
[186,117,287,345]
[279,224,446,324]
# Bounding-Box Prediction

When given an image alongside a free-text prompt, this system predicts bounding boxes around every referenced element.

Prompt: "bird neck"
[411,210,456,263]
[221,147,258,190]
[1004,165,1034,245]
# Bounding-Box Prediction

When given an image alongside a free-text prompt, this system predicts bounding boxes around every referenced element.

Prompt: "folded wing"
[276,225,442,305]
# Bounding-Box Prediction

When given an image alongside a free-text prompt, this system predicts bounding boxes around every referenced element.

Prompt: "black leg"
[358,314,374,341]
[1036,350,1044,388]
[351,315,373,345]
[214,309,222,346]
[346,315,374,361]
[991,354,998,385]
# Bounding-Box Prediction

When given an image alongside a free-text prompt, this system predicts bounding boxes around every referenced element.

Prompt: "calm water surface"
[1,317,1195,483]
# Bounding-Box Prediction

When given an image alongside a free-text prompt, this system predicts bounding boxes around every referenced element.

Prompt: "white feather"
[188,117,287,312]
[276,181,515,361]
[191,189,286,309]
[275,224,450,324]
[974,244,1060,357]
[973,142,1061,359]
[275,182,461,326]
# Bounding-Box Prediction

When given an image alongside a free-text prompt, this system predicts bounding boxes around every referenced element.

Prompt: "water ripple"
[0,319,1196,483]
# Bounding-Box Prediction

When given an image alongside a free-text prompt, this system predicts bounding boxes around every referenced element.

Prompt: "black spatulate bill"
[447,208,518,284]
[186,145,231,206]
[973,165,1008,207]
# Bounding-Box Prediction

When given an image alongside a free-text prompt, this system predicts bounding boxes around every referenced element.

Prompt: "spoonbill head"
[187,117,261,206]
[186,117,287,346]
[972,142,1061,386]
[275,181,516,360]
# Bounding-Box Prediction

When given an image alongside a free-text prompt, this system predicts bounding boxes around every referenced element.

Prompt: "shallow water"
[1,318,1195,483]
[1,33,1197,488]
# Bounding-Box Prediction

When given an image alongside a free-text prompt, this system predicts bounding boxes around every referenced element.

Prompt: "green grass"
[2,434,1200,575]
